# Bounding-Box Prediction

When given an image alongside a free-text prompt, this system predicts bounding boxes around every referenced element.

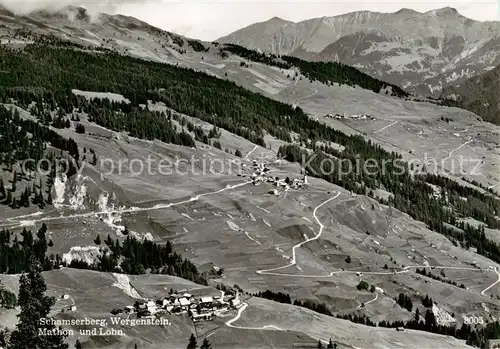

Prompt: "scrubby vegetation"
[395,293,413,312]
[253,290,291,304]
[187,39,209,52]
[0,281,16,309]
[416,268,466,288]
[222,44,291,69]
[293,299,333,316]
[0,224,59,274]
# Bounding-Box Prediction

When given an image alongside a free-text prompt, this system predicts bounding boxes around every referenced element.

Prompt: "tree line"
[416,268,466,289]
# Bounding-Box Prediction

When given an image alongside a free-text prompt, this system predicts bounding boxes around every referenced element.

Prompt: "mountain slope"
[218,7,500,96]
[441,64,500,124]
[0,6,500,348]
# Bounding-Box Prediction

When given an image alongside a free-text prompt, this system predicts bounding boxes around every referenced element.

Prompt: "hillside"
[441,64,500,125]
[222,43,409,98]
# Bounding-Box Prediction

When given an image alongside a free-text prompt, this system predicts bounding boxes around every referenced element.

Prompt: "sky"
[2,0,499,41]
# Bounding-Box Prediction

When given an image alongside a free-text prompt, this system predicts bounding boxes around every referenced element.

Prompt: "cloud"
[0,0,137,16]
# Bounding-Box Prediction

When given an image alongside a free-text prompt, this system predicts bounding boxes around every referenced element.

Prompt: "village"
[247,159,307,193]
[110,287,244,323]
[325,112,376,120]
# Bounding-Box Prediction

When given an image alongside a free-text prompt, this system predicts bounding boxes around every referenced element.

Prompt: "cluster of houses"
[116,289,243,323]
[249,160,307,192]
[326,113,375,120]
[59,294,77,313]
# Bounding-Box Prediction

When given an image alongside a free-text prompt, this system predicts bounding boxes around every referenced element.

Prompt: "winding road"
[442,140,473,163]
[0,180,253,229]
[225,302,282,331]
[374,121,398,134]
[356,292,379,309]
[257,192,341,275]
[221,192,500,338]
[481,269,500,296]
[244,145,259,161]
[252,190,500,301]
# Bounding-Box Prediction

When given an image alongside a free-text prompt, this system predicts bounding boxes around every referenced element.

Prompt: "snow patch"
[0,39,34,44]
[129,231,154,241]
[19,220,36,227]
[112,273,142,299]
[227,221,241,231]
[181,213,195,221]
[244,231,261,245]
[97,193,125,234]
[72,89,130,104]
[200,61,225,69]
[62,246,102,266]
[433,304,456,325]
[257,206,270,214]
[69,177,87,210]
[53,174,67,208]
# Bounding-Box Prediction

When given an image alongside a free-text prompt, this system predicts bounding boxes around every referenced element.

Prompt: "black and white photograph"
[0,0,499,348]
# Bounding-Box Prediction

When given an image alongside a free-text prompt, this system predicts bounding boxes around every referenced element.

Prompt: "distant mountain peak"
[0,3,13,16]
[266,16,294,25]
[395,8,420,15]
[218,6,500,97]
[427,6,461,17]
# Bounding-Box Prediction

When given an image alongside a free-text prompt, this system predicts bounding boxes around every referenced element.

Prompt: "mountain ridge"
[217,7,500,96]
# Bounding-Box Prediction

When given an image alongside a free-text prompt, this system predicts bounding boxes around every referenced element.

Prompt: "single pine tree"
[200,338,212,349]
[0,178,5,199]
[187,333,197,349]
[47,190,53,205]
[11,171,17,192]
[9,257,69,349]
[5,191,12,205]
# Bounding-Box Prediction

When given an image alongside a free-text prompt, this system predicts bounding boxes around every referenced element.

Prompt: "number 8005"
[464,316,484,325]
